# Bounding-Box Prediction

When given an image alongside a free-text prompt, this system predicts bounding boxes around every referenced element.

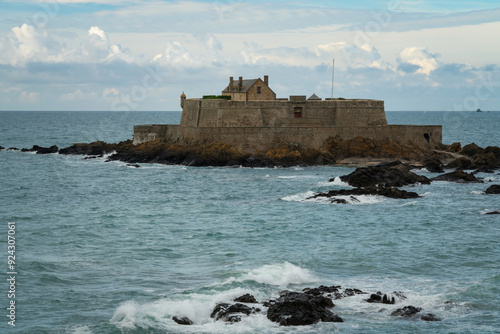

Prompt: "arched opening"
[424,133,430,143]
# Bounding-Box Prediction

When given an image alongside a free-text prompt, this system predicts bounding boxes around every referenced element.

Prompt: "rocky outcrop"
[309,186,420,203]
[390,306,441,321]
[266,291,343,326]
[446,157,472,170]
[421,157,444,173]
[338,160,431,188]
[485,211,500,215]
[210,303,260,323]
[234,294,258,303]
[458,143,500,172]
[365,291,406,305]
[58,141,123,156]
[485,185,500,194]
[172,316,193,325]
[21,145,59,154]
[432,169,483,183]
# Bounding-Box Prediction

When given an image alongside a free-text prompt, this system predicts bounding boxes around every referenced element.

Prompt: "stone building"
[134,76,442,152]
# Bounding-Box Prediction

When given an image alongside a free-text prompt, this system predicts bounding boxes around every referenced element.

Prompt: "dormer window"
[257,86,261,94]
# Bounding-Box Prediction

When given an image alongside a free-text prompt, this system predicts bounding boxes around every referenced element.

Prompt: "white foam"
[281,191,318,202]
[70,325,94,334]
[240,262,319,287]
[470,190,484,195]
[317,176,351,188]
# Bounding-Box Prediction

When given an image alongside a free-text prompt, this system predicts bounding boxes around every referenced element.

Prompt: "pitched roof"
[308,93,321,100]
[222,79,259,93]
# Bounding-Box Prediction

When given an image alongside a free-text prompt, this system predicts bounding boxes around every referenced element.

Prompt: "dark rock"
[422,157,444,173]
[234,294,258,303]
[308,186,420,202]
[266,291,342,326]
[432,169,483,183]
[59,141,123,156]
[390,306,422,317]
[365,291,399,305]
[0,146,4,150]
[446,157,472,170]
[339,160,431,188]
[126,164,141,168]
[302,285,341,296]
[34,145,59,154]
[8,147,19,151]
[461,143,484,157]
[420,313,442,321]
[485,211,500,215]
[172,316,193,325]
[444,142,462,153]
[485,185,500,194]
[210,303,259,323]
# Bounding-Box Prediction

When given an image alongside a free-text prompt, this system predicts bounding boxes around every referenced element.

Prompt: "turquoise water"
[0,111,499,333]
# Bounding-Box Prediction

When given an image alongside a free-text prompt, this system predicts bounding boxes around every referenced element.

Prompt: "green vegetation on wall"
[202,95,232,100]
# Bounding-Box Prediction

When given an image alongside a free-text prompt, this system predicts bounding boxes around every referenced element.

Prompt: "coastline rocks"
[266,291,343,326]
[21,145,59,154]
[234,294,258,303]
[338,160,431,188]
[309,186,420,203]
[302,285,366,299]
[485,211,500,215]
[446,157,472,170]
[211,303,260,323]
[458,144,500,171]
[0,146,4,150]
[390,306,441,321]
[432,169,483,183]
[172,316,193,325]
[421,157,444,173]
[485,185,500,194]
[59,141,125,156]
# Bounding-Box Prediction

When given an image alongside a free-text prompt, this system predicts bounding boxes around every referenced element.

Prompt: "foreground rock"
[338,160,431,188]
[432,169,483,183]
[459,143,500,171]
[266,291,343,326]
[309,186,420,203]
[172,316,193,325]
[211,303,260,323]
[485,185,500,194]
[390,306,441,321]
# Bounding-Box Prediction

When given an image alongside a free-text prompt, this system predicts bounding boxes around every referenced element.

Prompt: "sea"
[0,110,499,334]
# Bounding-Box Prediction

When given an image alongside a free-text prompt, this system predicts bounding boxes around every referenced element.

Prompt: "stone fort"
[133,75,442,151]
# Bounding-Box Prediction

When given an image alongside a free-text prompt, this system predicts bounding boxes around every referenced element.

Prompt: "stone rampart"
[133,124,442,152]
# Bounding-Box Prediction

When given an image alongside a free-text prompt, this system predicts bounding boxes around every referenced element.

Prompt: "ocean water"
[0,110,499,333]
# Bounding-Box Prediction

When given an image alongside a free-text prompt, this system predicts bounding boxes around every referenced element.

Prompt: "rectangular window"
[294,107,303,118]
[256,86,261,94]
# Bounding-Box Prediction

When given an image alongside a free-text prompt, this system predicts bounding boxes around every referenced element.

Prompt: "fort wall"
[133,124,442,152]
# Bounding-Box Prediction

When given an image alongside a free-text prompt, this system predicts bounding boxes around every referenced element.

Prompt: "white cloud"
[398,47,439,75]
[60,89,85,101]
[19,91,40,103]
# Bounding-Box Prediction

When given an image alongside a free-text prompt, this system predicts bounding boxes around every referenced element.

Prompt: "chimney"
[238,76,243,92]
[264,75,269,86]
[229,77,234,92]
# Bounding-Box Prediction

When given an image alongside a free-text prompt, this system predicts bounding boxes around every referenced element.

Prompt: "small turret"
[180,91,186,108]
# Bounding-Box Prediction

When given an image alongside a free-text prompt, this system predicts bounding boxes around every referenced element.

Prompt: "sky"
[0,0,499,111]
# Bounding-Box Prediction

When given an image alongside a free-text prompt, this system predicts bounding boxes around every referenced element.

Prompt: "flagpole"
[331,59,334,99]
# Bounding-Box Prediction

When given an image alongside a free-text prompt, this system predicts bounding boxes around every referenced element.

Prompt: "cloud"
[19,90,40,103]
[397,47,439,75]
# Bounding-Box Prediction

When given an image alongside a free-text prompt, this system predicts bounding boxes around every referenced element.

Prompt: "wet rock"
[27,145,59,154]
[485,211,500,215]
[126,164,141,168]
[432,169,483,183]
[485,185,500,194]
[266,291,342,326]
[0,146,4,150]
[421,157,444,173]
[210,303,260,323]
[365,293,395,305]
[446,157,472,170]
[8,147,19,151]
[460,143,484,157]
[59,141,124,156]
[420,313,442,321]
[339,160,431,188]
[308,186,420,202]
[390,306,422,317]
[172,316,193,325]
[302,285,341,296]
[234,294,258,303]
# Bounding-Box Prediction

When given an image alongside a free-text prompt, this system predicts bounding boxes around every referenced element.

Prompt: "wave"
[317,176,351,188]
[282,191,386,205]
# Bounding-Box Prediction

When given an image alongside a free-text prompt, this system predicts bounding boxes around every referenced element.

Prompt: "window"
[294,107,302,118]
[256,86,261,94]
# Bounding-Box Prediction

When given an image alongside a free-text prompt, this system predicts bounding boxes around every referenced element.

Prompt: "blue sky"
[0,0,499,111]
